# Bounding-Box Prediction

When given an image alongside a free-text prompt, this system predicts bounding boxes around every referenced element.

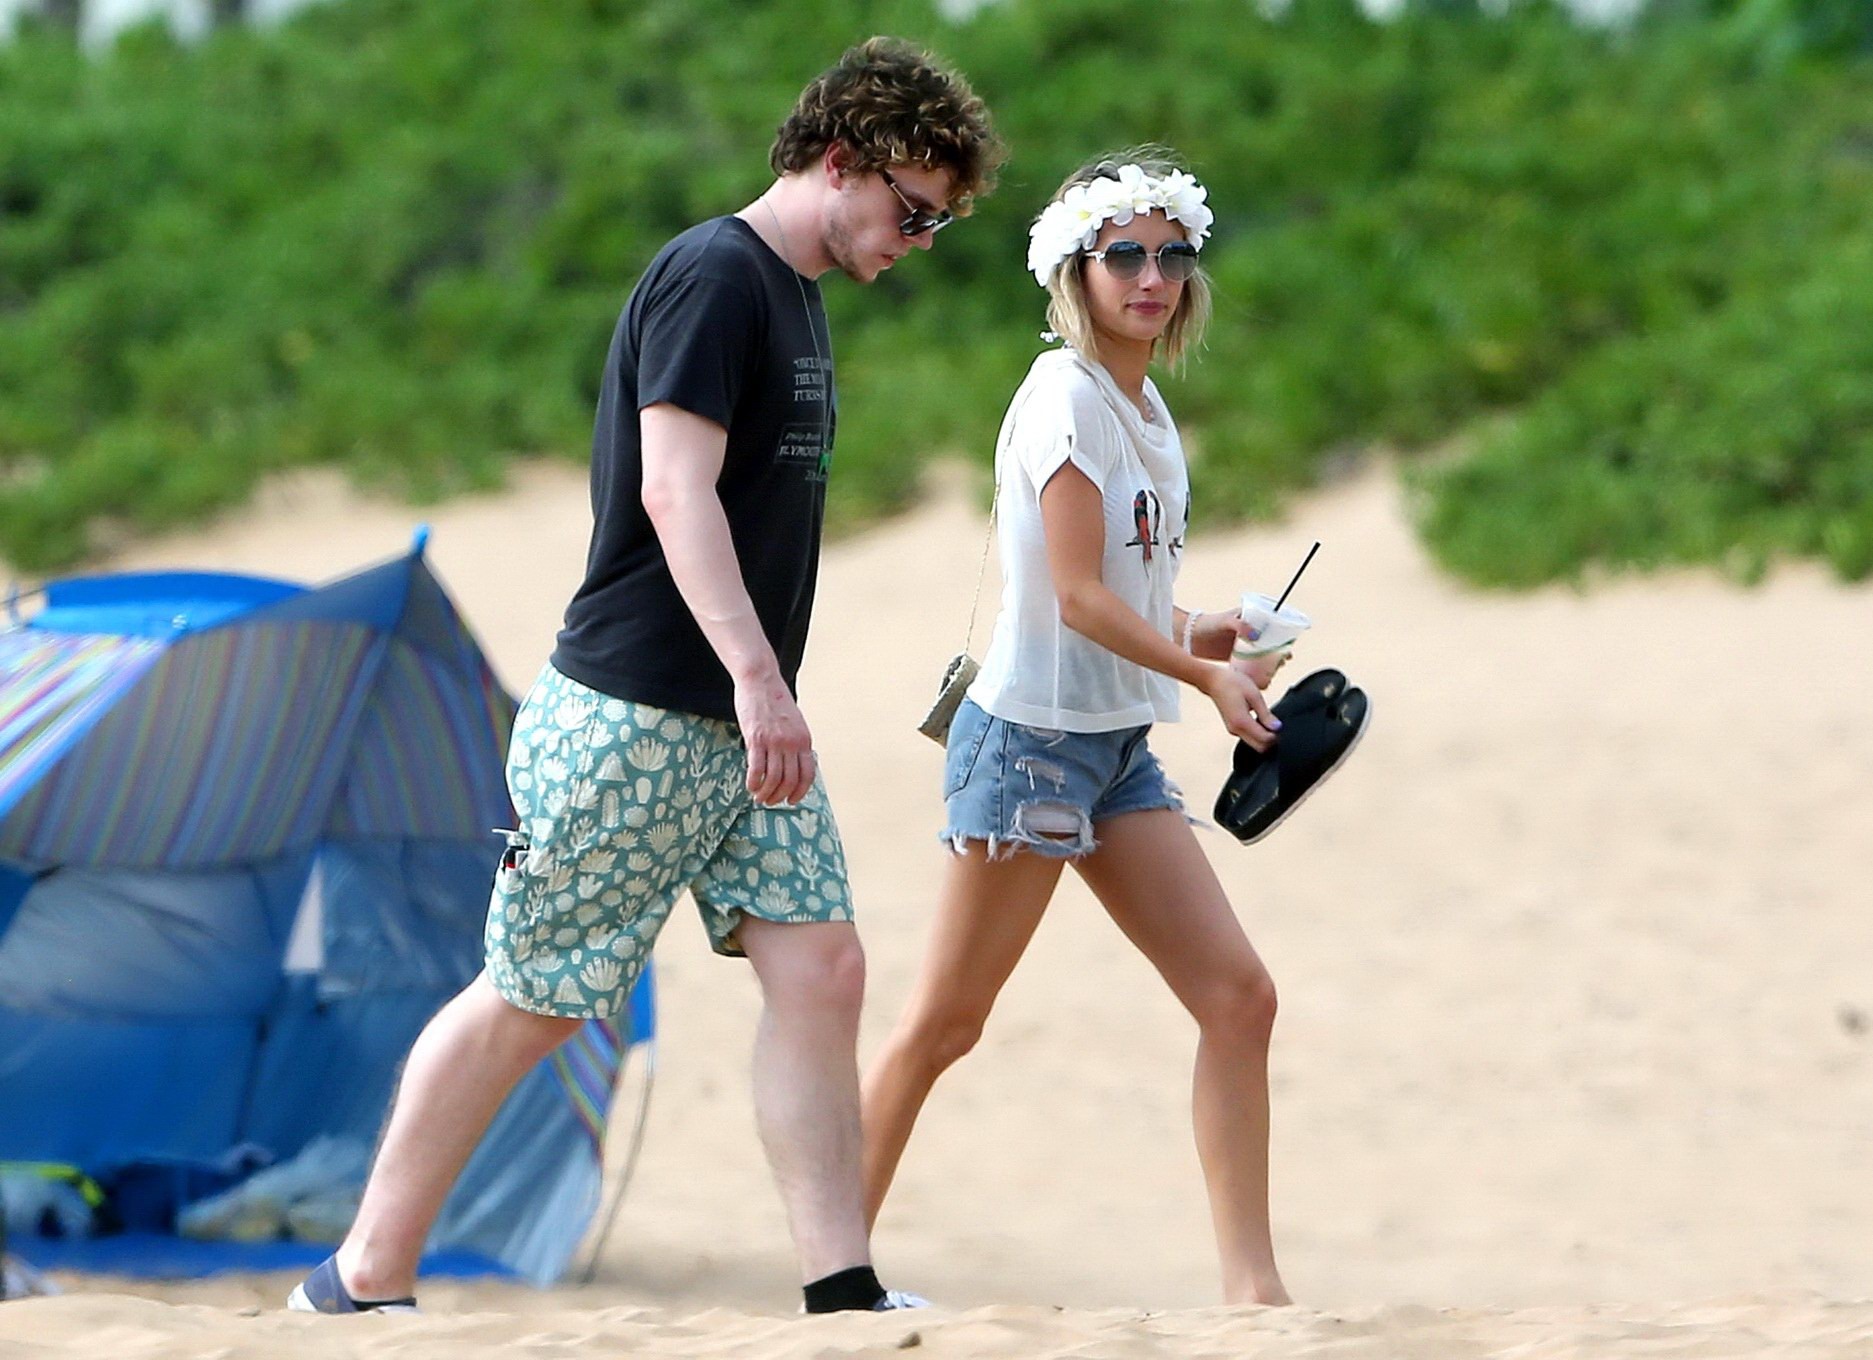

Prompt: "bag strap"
[961,478,999,653]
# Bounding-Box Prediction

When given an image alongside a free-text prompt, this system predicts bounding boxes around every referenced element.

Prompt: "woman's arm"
[1176,607,1291,688]
[1175,606,1243,661]
[1041,464,1276,748]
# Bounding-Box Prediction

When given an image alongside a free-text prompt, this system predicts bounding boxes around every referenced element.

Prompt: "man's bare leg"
[734,917,873,1284]
[334,974,583,1300]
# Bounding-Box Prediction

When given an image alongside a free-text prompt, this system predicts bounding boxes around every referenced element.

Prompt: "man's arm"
[638,402,814,805]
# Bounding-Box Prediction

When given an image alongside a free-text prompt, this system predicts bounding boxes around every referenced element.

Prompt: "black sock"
[802,1265,885,1313]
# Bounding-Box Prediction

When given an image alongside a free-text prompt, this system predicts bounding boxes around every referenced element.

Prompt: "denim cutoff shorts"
[941,698,1183,859]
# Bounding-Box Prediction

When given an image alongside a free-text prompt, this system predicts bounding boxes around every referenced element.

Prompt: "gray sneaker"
[286,1255,419,1314]
[874,1289,931,1310]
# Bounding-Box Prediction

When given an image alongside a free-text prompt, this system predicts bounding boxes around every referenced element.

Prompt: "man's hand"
[734,670,816,806]
[1201,662,1279,751]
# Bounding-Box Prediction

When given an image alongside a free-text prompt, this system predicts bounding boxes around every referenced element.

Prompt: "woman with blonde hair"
[861,151,1293,1305]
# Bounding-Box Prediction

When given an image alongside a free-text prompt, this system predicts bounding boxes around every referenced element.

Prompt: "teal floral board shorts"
[483,664,854,1019]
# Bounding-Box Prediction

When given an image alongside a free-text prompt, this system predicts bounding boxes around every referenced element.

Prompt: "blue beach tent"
[0,532,652,1284]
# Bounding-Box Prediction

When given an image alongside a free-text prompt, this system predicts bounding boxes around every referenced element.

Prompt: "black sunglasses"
[879,168,954,238]
[1086,239,1201,283]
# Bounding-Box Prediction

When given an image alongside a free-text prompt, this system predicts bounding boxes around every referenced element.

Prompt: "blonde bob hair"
[1041,149,1212,370]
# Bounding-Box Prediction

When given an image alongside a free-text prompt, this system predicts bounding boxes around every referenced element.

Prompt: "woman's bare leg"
[1075,809,1291,1306]
[859,844,1064,1228]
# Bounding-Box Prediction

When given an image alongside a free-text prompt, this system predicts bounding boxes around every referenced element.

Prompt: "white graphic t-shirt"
[967,347,1187,733]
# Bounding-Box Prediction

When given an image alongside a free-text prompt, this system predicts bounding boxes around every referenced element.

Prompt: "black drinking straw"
[1271,541,1320,613]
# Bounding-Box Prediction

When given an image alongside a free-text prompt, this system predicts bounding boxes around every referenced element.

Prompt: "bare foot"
[1227,1272,1293,1307]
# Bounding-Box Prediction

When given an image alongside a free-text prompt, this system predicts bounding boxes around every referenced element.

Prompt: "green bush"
[1415,238,1873,585]
[1,0,1870,585]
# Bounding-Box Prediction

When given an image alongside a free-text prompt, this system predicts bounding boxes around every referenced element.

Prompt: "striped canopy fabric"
[551,1015,626,1156]
[0,550,515,871]
[0,632,166,827]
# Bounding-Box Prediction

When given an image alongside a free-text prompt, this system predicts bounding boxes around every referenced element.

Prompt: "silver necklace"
[760,197,832,467]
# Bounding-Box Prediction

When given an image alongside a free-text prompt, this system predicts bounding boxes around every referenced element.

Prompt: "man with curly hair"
[288,37,1000,1318]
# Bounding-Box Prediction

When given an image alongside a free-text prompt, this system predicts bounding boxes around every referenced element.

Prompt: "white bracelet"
[1181,609,1203,653]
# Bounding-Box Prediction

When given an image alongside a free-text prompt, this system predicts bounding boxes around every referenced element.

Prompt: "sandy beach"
[3,458,1869,1357]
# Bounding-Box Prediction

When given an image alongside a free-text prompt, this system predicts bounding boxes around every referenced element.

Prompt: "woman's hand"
[1186,608,1245,661]
[1201,662,1279,751]
[1233,647,1290,691]
[1216,608,1291,689]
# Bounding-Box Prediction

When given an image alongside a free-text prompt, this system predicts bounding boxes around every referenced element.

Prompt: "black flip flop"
[1214,668,1371,844]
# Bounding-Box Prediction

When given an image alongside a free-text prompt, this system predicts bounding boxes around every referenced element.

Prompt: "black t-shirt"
[551,216,835,720]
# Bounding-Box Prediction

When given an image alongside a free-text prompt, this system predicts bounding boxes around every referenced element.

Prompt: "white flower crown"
[1026,163,1215,288]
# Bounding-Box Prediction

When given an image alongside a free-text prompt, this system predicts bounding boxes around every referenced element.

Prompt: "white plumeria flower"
[1030,179,1122,284]
[1158,168,1198,202]
[1059,182,1101,238]
[1116,162,1159,218]
[1026,233,1057,286]
[1026,163,1216,288]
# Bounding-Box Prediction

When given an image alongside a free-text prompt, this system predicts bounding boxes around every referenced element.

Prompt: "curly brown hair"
[770,37,1003,213]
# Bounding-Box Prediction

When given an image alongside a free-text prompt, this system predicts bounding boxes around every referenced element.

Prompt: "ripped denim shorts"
[940,698,1183,859]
